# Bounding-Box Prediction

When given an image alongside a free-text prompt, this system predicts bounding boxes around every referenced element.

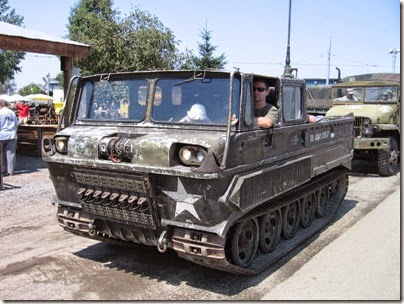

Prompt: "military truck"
[326,78,400,176]
[42,70,353,274]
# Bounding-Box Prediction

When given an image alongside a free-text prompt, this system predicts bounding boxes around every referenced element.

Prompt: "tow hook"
[157,230,168,253]
[88,219,97,236]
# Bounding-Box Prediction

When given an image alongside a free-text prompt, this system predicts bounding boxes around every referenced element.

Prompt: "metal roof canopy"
[0,21,90,94]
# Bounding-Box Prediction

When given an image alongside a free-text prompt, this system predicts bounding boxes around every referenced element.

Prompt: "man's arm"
[254,105,278,128]
[254,116,274,128]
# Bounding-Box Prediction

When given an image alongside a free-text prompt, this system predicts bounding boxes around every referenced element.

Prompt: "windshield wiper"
[174,71,206,86]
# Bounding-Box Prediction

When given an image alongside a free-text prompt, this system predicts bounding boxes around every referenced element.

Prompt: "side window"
[283,85,302,121]
[244,82,253,125]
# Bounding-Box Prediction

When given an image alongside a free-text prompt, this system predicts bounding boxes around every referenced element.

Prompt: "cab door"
[229,75,276,166]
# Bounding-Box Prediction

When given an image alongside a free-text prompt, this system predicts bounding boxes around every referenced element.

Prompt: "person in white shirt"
[335,88,358,101]
[0,99,19,176]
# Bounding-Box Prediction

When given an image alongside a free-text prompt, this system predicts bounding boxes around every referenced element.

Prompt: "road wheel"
[282,200,301,240]
[259,209,282,253]
[231,218,259,268]
[316,186,329,218]
[300,194,315,228]
[377,137,399,176]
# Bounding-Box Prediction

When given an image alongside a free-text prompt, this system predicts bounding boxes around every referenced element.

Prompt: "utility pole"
[389,48,400,73]
[326,37,332,85]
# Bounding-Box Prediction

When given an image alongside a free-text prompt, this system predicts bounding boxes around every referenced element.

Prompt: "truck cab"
[326,80,400,176]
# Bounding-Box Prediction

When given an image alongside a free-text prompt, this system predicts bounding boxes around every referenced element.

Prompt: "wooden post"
[61,56,73,97]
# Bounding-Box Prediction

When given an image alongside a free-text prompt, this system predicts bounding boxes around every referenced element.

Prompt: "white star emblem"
[162,178,201,221]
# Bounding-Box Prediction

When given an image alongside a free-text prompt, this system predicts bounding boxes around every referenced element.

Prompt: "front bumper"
[354,137,390,150]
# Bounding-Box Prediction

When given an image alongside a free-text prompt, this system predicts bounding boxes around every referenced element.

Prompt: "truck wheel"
[377,137,399,176]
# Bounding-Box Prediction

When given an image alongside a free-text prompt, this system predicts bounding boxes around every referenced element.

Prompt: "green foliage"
[68,0,120,75]
[179,49,198,70]
[68,0,181,74]
[55,72,64,89]
[0,0,25,84]
[18,83,42,96]
[117,8,180,70]
[181,26,227,70]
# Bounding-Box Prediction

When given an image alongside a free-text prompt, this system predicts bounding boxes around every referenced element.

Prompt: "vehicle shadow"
[350,159,401,177]
[14,152,48,174]
[72,199,359,298]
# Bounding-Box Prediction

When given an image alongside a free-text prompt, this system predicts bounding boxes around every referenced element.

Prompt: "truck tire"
[377,137,399,176]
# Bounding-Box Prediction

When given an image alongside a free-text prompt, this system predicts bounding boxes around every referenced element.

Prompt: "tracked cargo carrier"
[42,70,353,274]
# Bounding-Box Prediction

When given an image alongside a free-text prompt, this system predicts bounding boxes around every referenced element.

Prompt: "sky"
[6,0,402,90]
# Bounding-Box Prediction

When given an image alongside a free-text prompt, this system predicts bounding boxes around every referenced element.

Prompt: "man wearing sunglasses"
[253,79,278,128]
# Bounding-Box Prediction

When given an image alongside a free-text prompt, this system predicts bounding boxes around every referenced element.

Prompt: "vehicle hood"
[326,104,397,124]
[56,125,226,167]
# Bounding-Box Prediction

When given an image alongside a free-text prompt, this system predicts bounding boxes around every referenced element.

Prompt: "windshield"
[76,74,240,126]
[152,77,240,125]
[332,87,363,102]
[364,86,397,102]
[77,79,148,122]
[332,86,398,103]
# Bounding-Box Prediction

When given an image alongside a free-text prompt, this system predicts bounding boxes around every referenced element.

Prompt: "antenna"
[283,0,297,78]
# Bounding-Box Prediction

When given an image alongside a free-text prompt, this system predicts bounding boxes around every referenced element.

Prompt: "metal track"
[172,168,349,275]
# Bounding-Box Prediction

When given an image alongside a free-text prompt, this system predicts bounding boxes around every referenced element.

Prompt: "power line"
[229,61,391,68]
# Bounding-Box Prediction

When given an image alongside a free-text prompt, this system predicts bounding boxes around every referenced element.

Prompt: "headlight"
[362,118,372,137]
[179,145,207,166]
[180,148,192,161]
[362,126,373,137]
[54,137,68,154]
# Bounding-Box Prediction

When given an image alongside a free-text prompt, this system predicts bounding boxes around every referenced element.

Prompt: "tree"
[55,72,64,89]
[117,8,180,70]
[0,0,25,84]
[68,0,181,75]
[18,83,42,96]
[183,25,227,70]
[179,49,198,70]
[68,0,120,75]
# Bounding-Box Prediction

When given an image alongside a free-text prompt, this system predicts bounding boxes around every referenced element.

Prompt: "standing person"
[15,100,30,125]
[253,79,278,128]
[0,99,19,176]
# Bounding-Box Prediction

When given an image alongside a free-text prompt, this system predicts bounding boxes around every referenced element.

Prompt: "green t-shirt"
[254,104,278,125]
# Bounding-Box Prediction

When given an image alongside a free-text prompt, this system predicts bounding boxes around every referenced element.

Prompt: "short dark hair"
[0,100,8,107]
[253,77,270,88]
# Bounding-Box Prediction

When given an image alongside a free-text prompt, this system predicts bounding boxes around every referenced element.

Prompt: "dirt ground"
[0,153,400,300]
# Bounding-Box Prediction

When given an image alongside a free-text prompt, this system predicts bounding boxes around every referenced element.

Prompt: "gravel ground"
[0,153,53,216]
[0,153,400,300]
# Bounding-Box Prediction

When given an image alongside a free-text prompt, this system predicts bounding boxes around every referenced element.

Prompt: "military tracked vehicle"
[326,76,400,176]
[42,70,353,274]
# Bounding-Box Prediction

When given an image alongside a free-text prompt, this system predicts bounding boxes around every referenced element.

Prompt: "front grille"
[354,117,367,137]
[73,171,157,229]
